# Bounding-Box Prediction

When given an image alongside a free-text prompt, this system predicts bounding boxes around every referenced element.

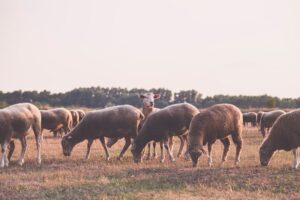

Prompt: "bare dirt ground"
[0,127,299,200]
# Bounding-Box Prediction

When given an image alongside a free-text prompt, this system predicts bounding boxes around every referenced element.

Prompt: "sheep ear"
[139,94,146,99]
[154,94,161,99]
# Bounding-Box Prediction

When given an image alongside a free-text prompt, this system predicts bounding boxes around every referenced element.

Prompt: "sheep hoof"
[220,161,225,167]
[106,157,110,161]
[292,162,299,169]
[160,159,165,163]
[145,156,151,160]
[117,157,123,161]
[170,158,176,162]
[18,160,24,166]
[184,154,190,161]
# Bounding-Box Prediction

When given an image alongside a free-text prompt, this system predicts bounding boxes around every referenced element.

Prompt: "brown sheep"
[41,108,73,137]
[243,112,257,127]
[61,105,144,161]
[131,103,199,163]
[0,103,42,167]
[259,109,300,169]
[188,104,243,167]
[260,110,286,137]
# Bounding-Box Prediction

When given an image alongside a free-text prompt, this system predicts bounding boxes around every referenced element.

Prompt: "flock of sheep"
[0,92,299,170]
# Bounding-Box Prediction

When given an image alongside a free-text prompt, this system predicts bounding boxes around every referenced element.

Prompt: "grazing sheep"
[260,110,286,137]
[259,109,300,169]
[188,104,243,167]
[76,109,86,121]
[0,103,42,167]
[257,111,264,125]
[131,103,199,163]
[106,93,163,160]
[61,105,144,161]
[41,108,73,137]
[243,112,257,127]
[70,110,80,128]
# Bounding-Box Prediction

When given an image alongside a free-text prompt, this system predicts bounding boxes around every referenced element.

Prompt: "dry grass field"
[0,127,299,200]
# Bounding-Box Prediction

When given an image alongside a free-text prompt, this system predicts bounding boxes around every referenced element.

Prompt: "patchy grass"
[0,127,299,200]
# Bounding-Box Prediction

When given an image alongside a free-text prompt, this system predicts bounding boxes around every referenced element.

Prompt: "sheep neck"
[142,106,155,118]
[68,125,86,146]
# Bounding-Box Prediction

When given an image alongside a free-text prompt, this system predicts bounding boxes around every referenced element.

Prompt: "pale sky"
[0,0,299,98]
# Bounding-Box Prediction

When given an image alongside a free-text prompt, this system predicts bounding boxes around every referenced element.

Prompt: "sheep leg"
[232,132,243,166]
[177,135,184,157]
[1,141,9,168]
[34,134,43,165]
[99,137,110,161]
[163,139,175,162]
[86,139,93,160]
[160,141,165,163]
[169,136,174,153]
[18,137,27,166]
[261,128,265,138]
[106,138,119,148]
[145,143,151,160]
[117,137,131,160]
[7,141,15,161]
[183,134,190,160]
[220,137,230,166]
[207,143,213,167]
[152,142,157,159]
[292,148,299,169]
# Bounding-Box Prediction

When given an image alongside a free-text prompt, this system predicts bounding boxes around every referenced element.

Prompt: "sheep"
[61,105,144,161]
[70,110,80,128]
[242,112,257,127]
[131,103,199,163]
[188,104,243,167]
[257,111,264,125]
[139,93,161,160]
[260,110,286,137]
[259,109,300,169]
[0,103,42,167]
[41,108,73,137]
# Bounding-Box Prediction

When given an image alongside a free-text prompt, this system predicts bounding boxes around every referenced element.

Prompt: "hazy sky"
[0,0,299,97]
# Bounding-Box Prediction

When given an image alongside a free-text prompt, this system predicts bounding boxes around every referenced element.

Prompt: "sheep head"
[131,142,143,163]
[189,147,207,167]
[259,143,275,166]
[61,135,75,156]
[140,93,160,108]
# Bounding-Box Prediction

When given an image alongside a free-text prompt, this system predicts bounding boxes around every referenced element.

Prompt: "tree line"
[0,87,299,109]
